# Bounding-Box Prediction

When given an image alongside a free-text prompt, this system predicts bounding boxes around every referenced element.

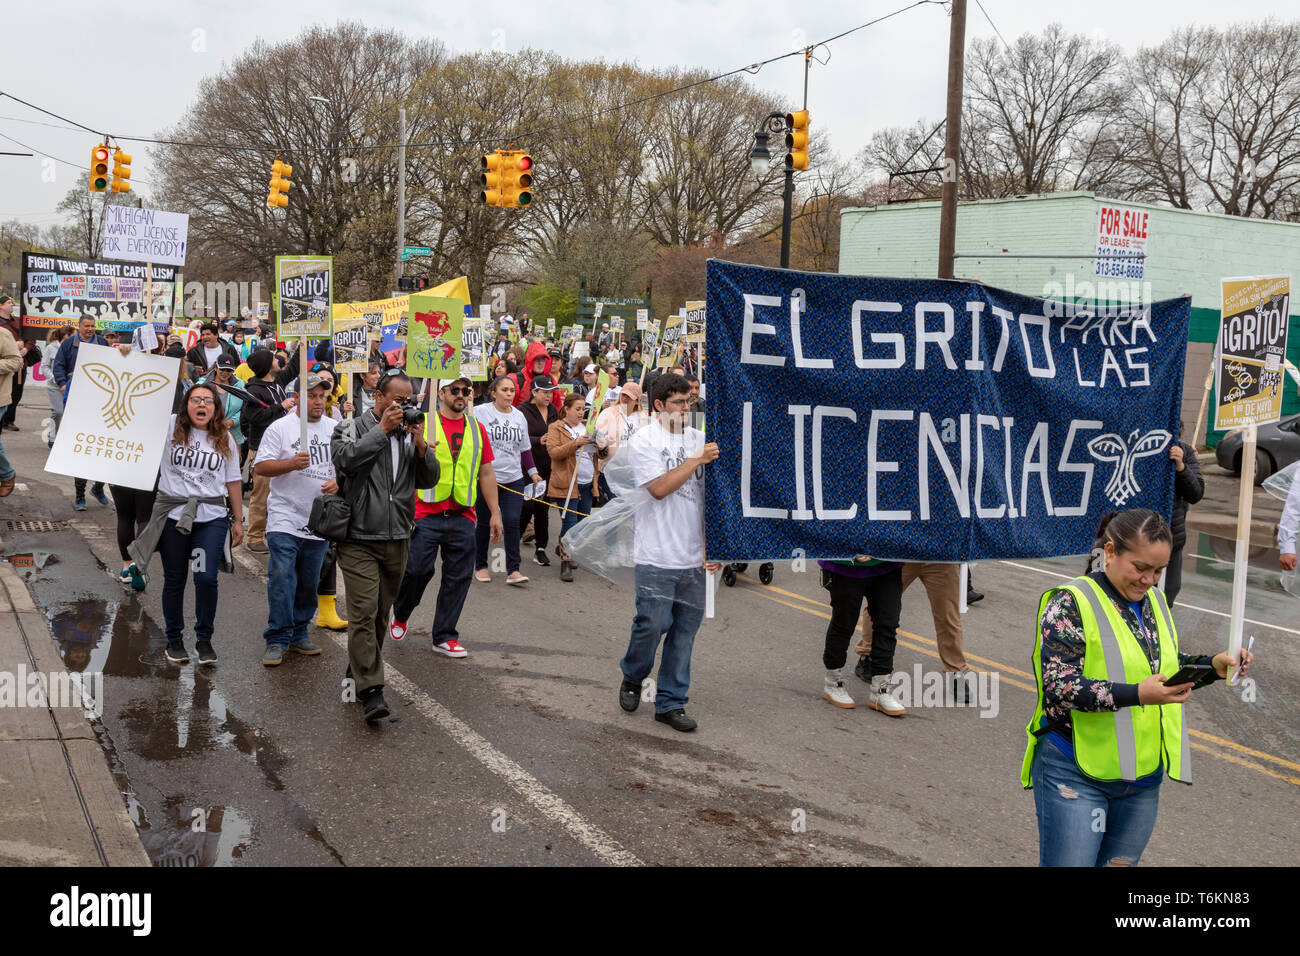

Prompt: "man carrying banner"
[617,373,720,732]
[389,374,502,659]
[52,315,110,511]
[254,374,337,667]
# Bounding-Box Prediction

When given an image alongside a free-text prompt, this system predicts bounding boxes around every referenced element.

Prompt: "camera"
[398,397,424,426]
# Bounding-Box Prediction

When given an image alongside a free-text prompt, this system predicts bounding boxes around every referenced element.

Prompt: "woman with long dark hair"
[473,375,542,585]
[1023,508,1253,866]
[128,382,244,666]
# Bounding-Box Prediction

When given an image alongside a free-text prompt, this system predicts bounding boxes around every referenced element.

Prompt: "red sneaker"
[389,620,407,641]
[433,638,467,658]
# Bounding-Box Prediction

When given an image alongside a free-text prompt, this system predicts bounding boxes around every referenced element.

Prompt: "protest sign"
[657,312,685,368]
[572,340,590,359]
[44,345,179,491]
[703,259,1190,562]
[1214,275,1290,431]
[593,302,604,321]
[641,320,660,359]
[332,317,368,373]
[611,316,625,334]
[461,318,487,380]
[1213,274,1291,678]
[636,308,648,330]
[586,369,610,435]
[406,294,464,378]
[19,252,177,338]
[546,317,556,335]
[684,299,706,343]
[275,255,332,338]
[101,207,189,267]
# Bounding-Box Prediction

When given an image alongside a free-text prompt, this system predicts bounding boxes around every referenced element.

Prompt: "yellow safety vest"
[1021,576,1189,787]
[418,413,482,507]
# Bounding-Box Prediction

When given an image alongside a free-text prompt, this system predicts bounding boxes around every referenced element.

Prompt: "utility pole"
[937,0,966,279]
[395,106,406,292]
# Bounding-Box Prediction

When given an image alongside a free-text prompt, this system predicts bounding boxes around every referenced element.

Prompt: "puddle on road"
[3,540,344,866]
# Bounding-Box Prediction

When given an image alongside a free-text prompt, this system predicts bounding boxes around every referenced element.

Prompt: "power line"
[0,130,150,186]
[0,1,945,157]
[974,0,1012,51]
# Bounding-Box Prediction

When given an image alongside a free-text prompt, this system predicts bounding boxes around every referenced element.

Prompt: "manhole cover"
[4,520,68,533]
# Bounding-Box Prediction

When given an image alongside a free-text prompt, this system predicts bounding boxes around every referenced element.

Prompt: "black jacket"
[1170,439,1205,551]
[521,400,558,478]
[185,340,239,378]
[331,409,439,541]
[243,378,287,449]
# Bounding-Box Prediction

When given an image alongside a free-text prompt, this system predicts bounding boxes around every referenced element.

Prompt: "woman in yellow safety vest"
[1022,508,1252,866]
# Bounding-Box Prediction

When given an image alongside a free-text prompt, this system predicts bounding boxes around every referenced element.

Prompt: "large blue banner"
[703,260,1190,562]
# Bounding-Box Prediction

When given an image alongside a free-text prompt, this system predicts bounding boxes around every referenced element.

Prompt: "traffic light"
[110,148,132,193]
[481,151,504,206]
[89,145,111,193]
[503,151,532,208]
[481,149,532,208]
[785,110,810,171]
[397,276,427,292]
[267,157,293,208]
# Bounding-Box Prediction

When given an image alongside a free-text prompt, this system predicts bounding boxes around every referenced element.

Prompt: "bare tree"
[963,23,1127,197]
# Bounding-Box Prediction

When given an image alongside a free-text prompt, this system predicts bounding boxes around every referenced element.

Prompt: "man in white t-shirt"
[253,374,338,666]
[617,372,720,733]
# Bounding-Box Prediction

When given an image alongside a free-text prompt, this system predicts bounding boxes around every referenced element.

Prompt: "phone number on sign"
[1095,256,1145,279]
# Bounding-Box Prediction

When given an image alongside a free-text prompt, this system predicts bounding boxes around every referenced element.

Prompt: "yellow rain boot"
[315,595,348,631]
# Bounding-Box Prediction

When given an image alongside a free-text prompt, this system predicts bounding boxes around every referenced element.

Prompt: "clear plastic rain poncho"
[560,410,714,612]
[1262,459,1300,597]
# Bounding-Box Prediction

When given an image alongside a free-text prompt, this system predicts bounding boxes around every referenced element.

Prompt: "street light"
[751,112,794,268]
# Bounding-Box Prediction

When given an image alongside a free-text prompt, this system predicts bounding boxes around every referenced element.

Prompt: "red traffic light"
[518,156,532,171]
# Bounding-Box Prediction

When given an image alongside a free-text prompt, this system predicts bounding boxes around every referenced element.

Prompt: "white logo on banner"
[1087,428,1171,507]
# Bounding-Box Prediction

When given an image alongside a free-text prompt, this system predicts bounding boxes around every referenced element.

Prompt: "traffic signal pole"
[779,50,813,270]
[395,106,406,291]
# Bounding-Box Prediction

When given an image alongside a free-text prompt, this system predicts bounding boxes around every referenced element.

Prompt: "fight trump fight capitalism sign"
[703,259,1190,562]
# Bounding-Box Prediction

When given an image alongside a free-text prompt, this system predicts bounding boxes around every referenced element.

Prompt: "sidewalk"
[0,528,149,866]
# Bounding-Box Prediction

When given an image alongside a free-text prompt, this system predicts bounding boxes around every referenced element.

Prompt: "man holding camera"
[331,371,439,723]
[390,374,503,659]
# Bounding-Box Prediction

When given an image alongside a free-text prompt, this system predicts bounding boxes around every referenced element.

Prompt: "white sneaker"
[822,669,855,709]
[868,673,906,717]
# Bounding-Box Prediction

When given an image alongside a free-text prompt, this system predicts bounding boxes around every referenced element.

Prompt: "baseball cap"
[306,372,331,391]
[531,375,557,391]
[620,382,642,402]
[583,363,597,374]
[215,354,237,370]
[438,376,472,389]
[166,334,182,346]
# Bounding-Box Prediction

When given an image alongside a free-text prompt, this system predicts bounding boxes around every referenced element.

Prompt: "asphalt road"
[1,410,1296,866]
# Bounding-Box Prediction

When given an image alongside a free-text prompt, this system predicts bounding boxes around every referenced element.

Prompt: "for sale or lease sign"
[1095,204,1149,280]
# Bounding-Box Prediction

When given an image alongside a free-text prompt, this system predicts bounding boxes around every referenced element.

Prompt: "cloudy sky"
[0,0,1286,233]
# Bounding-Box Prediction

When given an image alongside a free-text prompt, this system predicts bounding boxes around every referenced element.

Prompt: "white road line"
[999,560,1300,637]
[325,633,643,867]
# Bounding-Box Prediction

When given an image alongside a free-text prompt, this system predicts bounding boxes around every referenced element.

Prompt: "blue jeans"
[264,532,329,647]
[392,512,476,645]
[0,405,12,481]
[158,516,228,644]
[554,482,592,541]
[1032,739,1161,866]
[620,564,705,713]
[476,476,527,573]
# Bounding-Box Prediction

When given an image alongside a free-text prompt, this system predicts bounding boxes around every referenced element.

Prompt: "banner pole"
[144,262,153,334]
[1227,424,1256,682]
[299,335,309,450]
[1191,365,1215,450]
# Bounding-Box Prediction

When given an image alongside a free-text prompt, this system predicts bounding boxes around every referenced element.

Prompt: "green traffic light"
[92,177,107,190]
[518,191,531,206]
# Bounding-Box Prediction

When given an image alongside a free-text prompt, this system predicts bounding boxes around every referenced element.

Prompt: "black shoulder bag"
[308,469,366,543]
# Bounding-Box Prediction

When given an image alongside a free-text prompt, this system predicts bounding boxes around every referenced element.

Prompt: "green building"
[838,191,1300,448]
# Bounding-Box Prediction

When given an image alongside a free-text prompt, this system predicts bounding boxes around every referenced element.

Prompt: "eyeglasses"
[444,386,470,397]
[188,396,216,406]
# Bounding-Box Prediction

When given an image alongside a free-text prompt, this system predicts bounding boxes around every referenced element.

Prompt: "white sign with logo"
[44,345,180,491]
[636,308,648,330]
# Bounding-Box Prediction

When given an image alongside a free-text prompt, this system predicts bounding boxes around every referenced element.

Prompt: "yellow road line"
[732,575,1300,786]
